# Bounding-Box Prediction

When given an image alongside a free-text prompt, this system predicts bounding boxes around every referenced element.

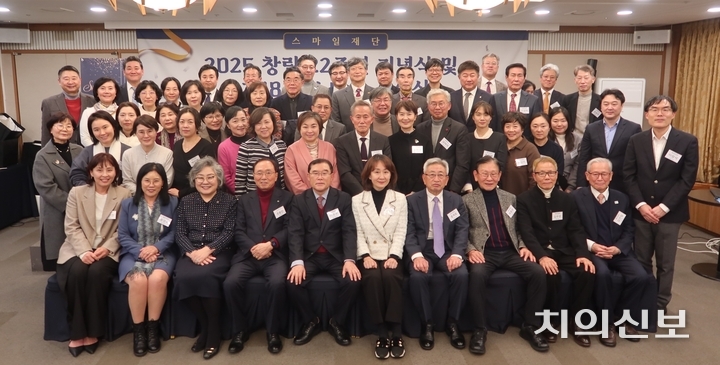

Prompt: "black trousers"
[286,253,361,325]
[406,251,468,324]
[468,249,546,328]
[56,256,118,341]
[591,252,654,317]
[359,259,403,325]
[223,255,288,334]
[545,250,595,323]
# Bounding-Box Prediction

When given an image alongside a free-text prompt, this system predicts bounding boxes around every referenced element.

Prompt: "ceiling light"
[318,3,332,9]
[243,7,257,13]
[319,12,332,18]
[535,10,550,15]
[90,7,106,12]
[446,0,503,11]
[0,7,9,12]
[481,9,491,13]
[617,10,633,15]
[392,8,406,14]
[133,0,197,11]
[709,7,720,13]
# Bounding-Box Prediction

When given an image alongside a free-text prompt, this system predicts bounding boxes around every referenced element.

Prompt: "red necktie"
[509,93,517,112]
[356,88,362,98]
[316,196,327,253]
[486,81,492,94]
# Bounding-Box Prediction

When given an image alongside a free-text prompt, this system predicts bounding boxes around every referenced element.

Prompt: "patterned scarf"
[159,130,182,149]
[130,198,162,276]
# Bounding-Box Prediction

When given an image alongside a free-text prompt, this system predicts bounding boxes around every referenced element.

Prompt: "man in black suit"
[287,159,361,346]
[577,89,642,192]
[224,158,293,354]
[40,65,96,145]
[334,101,392,196]
[199,64,219,104]
[561,64,602,134]
[416,58,455,98]
[448,60,492,130]
[534,63,565,114]
[572,157,654,347]
[416,89,470,193]
[117,56,144,104]
[488,63,543,138]
[517,156,595,348]
[405,158,469,351]
[376,61,400,94]
[270,67,313,121]
[623,95,699,311]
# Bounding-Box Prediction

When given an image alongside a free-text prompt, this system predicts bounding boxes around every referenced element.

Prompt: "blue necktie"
[432,197,445,257]
[204,92,211,104]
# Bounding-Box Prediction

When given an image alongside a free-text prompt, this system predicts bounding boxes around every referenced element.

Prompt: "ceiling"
[0,0,718,29]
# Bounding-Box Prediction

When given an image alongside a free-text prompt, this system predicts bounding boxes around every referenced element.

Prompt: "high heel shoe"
[68,345,84,357]
[84,342,99,354]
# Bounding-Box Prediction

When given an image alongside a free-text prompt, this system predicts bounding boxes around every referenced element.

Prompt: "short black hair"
[160,77,181,94]
[46,112,76,133]
[283,66,302,79]
[644,95,678,113]
[501,111,527,130]
[424,58,444,71]
[180,80,203,105]
[92,77,120,104]
[600,88,626,104]
[215,79,244,106]
[87,110,121,145]
[474,155,502,172]
[178,107,202,131]
[312,93,332,105]
[132,163,170,206]
[375,61,393,74]
[57,65,79,78]
[297,54,319,66]
[199,102,224,121]
[225,106,246,123]
[458,60,479,75]
[122,56,143,70]
[155,102,179,122]
[86,153,122,186]
[116,101,141,124]
[505,63,527,77]
[133,80,162,106]
[243,64,262,77]
[328,61,347,74]
[253,157,280,173]
[522,80,536,92]
[198,64,219,79]
[396,66,414,78]
[133,114,160,134]
[469,100,494,118]
[308,158,334,174]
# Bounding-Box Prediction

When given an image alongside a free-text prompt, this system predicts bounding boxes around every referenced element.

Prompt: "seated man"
[223,158,293,354]
[572,157,653,346]
[516,156,596,347]
[405,158,469,351]
[463,156,548,354]
[287,159,361,346]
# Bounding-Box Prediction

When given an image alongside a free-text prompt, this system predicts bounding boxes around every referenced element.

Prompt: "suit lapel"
[306,191,322,229]
[362,191,391,241]
[100,187,118,223]
[436,120,452,150]
[473,192,491,232]
[607,119,625,155]
[54,95,69,113]
[656,128,680,173]
[442,191,452,238]
[248,193,262,231]
[499,92,509,114]
[416,190,430,235]
[320,189,339,235]
[45,148,71,173]
[83,187,96,231]
[343,87,355,108]
[582,189,598,239]
[263,189,283,231]
[642,132,658,173]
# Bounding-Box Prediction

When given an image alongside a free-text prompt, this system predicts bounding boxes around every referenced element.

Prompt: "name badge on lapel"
[550,101,560,109]
[412,145,424,154]
[447,209,460,222]
[108,211,117,220]
[439,138,452,150]
[519,106,530,114]
[371,150,383,156]
[157,215,172,227]
[327,208,341,220]
[506,205,516,218]
[592,108,602,118]
[269,144,279,155]
[551,211,563,221]
[273,206,286,219]
[516,158,528,167]
[382,207,395,216]
[483,150,495,158]
[613,211,626,225]
[665,150,682,163]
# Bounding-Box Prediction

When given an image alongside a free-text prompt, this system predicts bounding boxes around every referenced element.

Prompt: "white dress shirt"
[586,186,611,250]
[460,87,477,120]
[506,90,521,112]
[481,77,497,94]
[634,126,672,214]
[410,190,462,261]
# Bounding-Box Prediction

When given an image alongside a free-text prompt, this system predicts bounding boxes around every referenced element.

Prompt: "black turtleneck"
[54,140,72,165]
[230,134,250,145]
[370,187,388,214]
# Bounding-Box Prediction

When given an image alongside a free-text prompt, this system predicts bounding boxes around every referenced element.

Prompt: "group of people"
[34,53,698,360]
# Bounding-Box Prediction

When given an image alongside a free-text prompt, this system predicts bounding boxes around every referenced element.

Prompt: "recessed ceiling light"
[481,9,491,14]
[392,8,406,14]
[617,10,633,15]
[318,3,332,9]
[709,7,720,13]
[243,7,257,13]
[535,10,550,15]
[319,12,332,18]
[0,7,10,12]
[90,7,106,12]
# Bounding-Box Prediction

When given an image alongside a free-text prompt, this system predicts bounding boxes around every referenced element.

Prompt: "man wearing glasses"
[533,64,565,115]
[297,54,330,96]
[561,65,602,135]
[328,61,349,95]
[270,66,313,121]
[416,58,455,98]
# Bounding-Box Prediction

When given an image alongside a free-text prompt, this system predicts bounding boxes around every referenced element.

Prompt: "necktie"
[463,92,472,120]
[130,87,138,105]
[597,193,605,204]
[356,88,362,99]
[204,92,211,104]
[432,197,445,257]
[543,91,550,114]
[486,81,492,94]
[360,137,368,165]
[509,93,517,112]
[316,196,328,253]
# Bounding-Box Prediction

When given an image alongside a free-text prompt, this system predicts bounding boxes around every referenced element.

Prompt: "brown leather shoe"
[573,326,591,347]
[599,327,616,347]
[543,324,558,343]
[623,324,641,342]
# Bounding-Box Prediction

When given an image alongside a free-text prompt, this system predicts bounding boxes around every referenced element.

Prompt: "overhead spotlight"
[318,3,332,9]
[243,7,258,13]
[535,10,550,15]
[319,12,332,18]
[617,10,633,15]
[392,8,406,14]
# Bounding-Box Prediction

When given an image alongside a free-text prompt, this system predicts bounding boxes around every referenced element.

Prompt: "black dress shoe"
[68,345,84,357]
[419,323,434,350]
[543,324,558,343]
[328,317,351,346]
[469,328,487,355]
[445,323,466,349]
[203,347,220,360]
[294,319,321,345]
[84,341,99,354]
[520,325,549,352]
[267,333,283,354]
[191,340,205,353]
[228,331,249,354]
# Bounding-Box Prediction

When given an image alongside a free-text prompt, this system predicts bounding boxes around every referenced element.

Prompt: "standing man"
[332,57,375,131]
[270,67,313,121]
[480,54,507,94]
[561,65,602,134]
[297,54,330,96]
[40,65,95,146]
[375,61,400,94]
[534,64,565,114]
[449,61,492,131]
[294,94,347,143]
[243,64,263,85]
[328,61,349,95]
[199,64,219,104]
[488,63,543,137]
[118,56,144,104]
[416,58,455,98]
[623,95,698,312]
[391,66,428,125]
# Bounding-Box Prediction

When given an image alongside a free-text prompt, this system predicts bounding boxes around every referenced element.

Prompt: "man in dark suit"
[270,67,313,121]
[199,64,219,104]
[416,89,470,193]
[376,61,400,94]
[463,156,548,354]
[577,89,642,192]
[391,66,429,125]
[287,159,361,346]
[334,101,392,196]
[117,56,144,104]
[488,63,543,138]
[480,53,508,94]
[40,65,95,146]
[561,64,602,134]
[533,63,565,114]
[328,61,349,95]
[517,156,595,348]
[405,158,469,351]
[331,57,375,131]
[416,58,455,98]
[623,95,699,312]
[572,157,654,347]
[448,60,492,130]
[294,94,347,143]
[224,158,293,354]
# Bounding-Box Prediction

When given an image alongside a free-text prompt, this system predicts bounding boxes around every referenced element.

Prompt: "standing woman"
[215,79,244,115]
[121,115,174,194]
[33,113,84,271]
[116,102,141,147]
[170,107,216,198]
[500,112,541,196]
[174,157,237,360]
[217,107,250,193]
[70,110,131,186]
[135,80,162,117]
[352,155,407,359]
[388,100,432,195]
[56,153,131,357]
[460,101,508,193]
[118,163,178,357]
[243,82,272,115]
[549,106,582,192]
[161,77,182,107]
[284,111,340,194]
[529,113,565,177]
[80,77,120,147]
[181,80,204,112]
[199,102,228,149]
[234,107,287,195]
[155,102,182,150]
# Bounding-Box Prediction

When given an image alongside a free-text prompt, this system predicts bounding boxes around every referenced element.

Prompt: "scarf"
[130,198,163,276]
[92,139,122,163]
[93,102,118,115]
[160,130,182,149]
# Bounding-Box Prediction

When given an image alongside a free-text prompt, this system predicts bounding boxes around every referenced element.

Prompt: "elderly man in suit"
[332,57,375,131]
[572,157,654,347]
[271,67,313,121]
[416,89,470,193]
[561,65,602,134]
[534,64,565,114]
[297,54,330,96]
[224,158,293,354]
[416,58,455,98]
[449,60,492,130]
[40,65,96,146]
[117,56,144,104]
[488,63,543,138]
[286,159,361,346]
[577,89,642,193]
[391,66,429,125]
[464,156,548,354]
[405,158,469,351]
[623,95,699,312]
[334,101,392,196]
[480,53,508,94]
[294,94,346,143]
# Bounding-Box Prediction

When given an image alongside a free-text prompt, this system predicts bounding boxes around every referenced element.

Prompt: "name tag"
[665,149,682,163]
[570,150,578,159]
[417,107,423,115]
[188,155,200,167]
[519,106,530,114]
[327,208,341,220]
[506,205,516,218]
[108,211,116,220]
[447,208,460,222]
[273,206,286,219]
[382,207,395,216]
[157,214,172,227]
[515,157,528,167]
[551,211,563,221]
[613,211,626,225]
[483,150,495,158]
[269,144,279,155]
[439,137,452,150]
[371,150,382,156]
[550,101,560,109]
[411,145,424,154]
[297,111,307,118]
[592,108,602,118]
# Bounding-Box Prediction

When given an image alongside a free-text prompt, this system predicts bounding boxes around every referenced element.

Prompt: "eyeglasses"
[647,107,674,114]
[309,171,331,178]
[429,102,448,108]
[425,173,447,180]
[255,170,277,177]
[330,71,347,77]
[300,65,315,70]
[534,171,558,177]
[372,98,391,104]
[477,172,499,179]
[426,67,443,74]
[588,172,611,178]
[195,175,217,182]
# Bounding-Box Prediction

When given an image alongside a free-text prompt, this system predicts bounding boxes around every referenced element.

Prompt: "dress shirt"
[480,77,497,94]
[635,126,672,213]
[461,87,477,120]
[127,84,137,104]
[355,130,370,153]
[410,189,462,261]
[586,186,611,250]
[506,90,521,112]
[603,119,619,153]
[351,83,366,101]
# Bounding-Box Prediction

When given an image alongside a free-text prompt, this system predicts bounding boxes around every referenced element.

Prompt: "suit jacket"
[623,127,699,223]
[415,84,455,98]
[294,119,347,143]
[449,87,493,130]
[233,188,294,264]
[391,93,429,125]
[533,89,566,113]
[494,80,508,93]
[57,185,132,264]
[404,189,469,259]
[415,117,470,193]
[334,131,392,196]
[40,93,96,145]
[284,139,341,194]
[561,92,603,132]
[117,82,131,104]
[352,189,408,260]
[488,90,543,137]
[463,188,525,253]
[270,93,313,121]
[331,84,375,131]
[288,188,357,263]
[571,188,634,255]
[577,118,642,191]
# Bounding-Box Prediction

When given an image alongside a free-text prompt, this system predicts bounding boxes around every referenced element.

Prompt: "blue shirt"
[603,119,619,153]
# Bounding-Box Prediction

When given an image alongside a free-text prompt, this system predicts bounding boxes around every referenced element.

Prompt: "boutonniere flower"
[132,214,138,221]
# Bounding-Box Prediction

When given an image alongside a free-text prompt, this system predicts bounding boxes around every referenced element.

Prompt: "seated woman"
[199,102,228,149]
[460,101,508,193]
[529,112,565,178]
[116,102,141,147]
[174,157,237,360]
[80,77,120,147]
[243,81,272,115]
[388,100,433,195]
[155,102,182,150]
[135,80,162,117]
[284,111,340,194]
[118,163,178,357]
[235,107,287,195]
[170,107,217,198]
[215,79,244,115]
[549,106,582,192]
[121,115,174,194]
[217,107,250,194]
[500,112,541,196]
[352,155,407,359]
[70,110,131,186]
[56,153,131,357]
[160,77,182,107]
[180,80,204,112]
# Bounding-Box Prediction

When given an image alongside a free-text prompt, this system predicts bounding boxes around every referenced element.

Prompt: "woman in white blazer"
[352,155,408,359]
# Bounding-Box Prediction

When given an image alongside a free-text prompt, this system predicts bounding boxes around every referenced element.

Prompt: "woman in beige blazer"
[284,112,341,194]
[352,155,408,359]
[56,153,131,357]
